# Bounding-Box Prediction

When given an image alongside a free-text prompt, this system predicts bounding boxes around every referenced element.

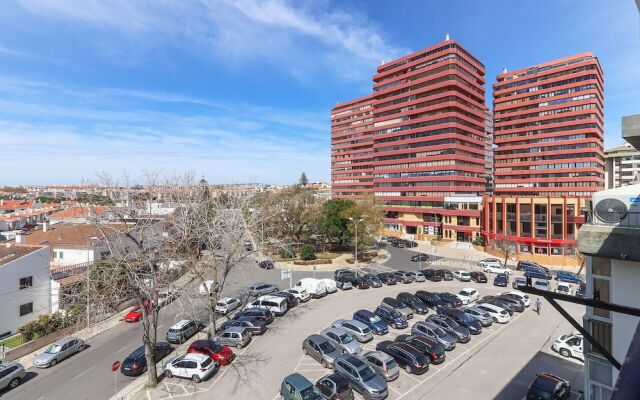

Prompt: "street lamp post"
[348,217,364,276]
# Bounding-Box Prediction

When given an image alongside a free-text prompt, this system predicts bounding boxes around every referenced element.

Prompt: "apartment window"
[592,257,611,276]
[589,320,612,356]
[19,276,33,289]
[19,302,33,316]
[591,257,611,319]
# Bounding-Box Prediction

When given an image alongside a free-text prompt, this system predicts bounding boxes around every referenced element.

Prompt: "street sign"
[111,361,121,372]
[281,270,291,280]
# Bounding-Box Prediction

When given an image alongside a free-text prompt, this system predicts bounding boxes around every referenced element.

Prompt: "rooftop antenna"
[502,67,508,74]
[445,33,450,41]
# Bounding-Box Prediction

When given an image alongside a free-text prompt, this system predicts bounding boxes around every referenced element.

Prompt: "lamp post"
[349,217,364,276]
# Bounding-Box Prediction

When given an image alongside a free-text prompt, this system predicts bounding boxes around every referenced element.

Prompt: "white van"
[320,278,337,294]
[295,278,327,299]
[245,295,288,316]
[198,280,217,296]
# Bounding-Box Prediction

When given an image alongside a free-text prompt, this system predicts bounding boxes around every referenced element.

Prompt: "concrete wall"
[611,259,640,384]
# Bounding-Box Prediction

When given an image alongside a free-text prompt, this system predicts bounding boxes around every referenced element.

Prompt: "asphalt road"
[1,259,332,400]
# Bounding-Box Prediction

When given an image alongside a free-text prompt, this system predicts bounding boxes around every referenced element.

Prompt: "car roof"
[183,353,209,362]
[251,282,268,287]
[54,336,77,345]
[0,361,21,369]
[285,373,313,389]
[170,319,192,329]
[219,297,236,303]
[361,350,392,362]
[322,327,347,335]
[341,355,366,369]
[355,309,374,316]
[460,287,476,292]
[224,326,247,333]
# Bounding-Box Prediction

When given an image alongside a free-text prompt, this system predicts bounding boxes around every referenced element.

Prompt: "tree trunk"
[141,300,158,386]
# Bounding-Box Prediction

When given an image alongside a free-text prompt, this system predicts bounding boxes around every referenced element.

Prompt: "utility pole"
[349,217,364,276]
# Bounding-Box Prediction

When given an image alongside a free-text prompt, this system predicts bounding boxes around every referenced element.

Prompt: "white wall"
[51,246,98,266]
[611,259,640,384]
[0,246,52,336]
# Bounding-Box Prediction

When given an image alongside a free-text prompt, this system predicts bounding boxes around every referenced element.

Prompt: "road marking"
[71,364,96,380]
[399,369,422,383]
[388,385,404,396]
[116,344,131,353]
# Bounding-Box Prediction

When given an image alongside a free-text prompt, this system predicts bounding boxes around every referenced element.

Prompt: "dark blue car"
[353,309,389,335]
[375,306,408,329]
[524,266,552,280]
[556,271,583,284]
[493,273,509,287]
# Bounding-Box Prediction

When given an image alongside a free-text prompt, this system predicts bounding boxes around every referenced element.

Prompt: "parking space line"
[399,370,422,383]
[388,385,405,396]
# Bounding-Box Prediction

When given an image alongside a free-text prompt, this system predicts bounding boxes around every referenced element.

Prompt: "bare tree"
[493,238,516,268]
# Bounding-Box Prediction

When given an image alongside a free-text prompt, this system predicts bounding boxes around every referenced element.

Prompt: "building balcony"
[578,211,640,262]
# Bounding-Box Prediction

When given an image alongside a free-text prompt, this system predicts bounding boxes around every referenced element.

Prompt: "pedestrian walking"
[535,297,542,315]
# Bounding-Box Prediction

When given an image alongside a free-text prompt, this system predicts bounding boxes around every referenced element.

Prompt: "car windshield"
[318,340,336,353]
[369,315,382,323]
[433,326,448,337]
[445,318,460,328]
[386,359,398,370]
[338,333,353,344]
[300,386,322,400]
[45,344,62,354]
[216,302,226,307]
[459,290,471,296]
[459,313,475,323]
[389,310,402,319]
[359,365,377,381]
[532,377,558,396]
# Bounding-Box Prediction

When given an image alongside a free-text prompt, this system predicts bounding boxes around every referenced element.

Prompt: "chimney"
[502,67,508,74]
[43,221,49,232]
[445,33,450,41]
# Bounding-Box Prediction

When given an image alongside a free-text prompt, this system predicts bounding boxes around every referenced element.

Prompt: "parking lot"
[137,262,585,400]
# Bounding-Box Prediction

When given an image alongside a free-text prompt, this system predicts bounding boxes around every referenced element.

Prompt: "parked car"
[462,306,494,327]
[524,266,553,281]
[332,319,373,343]
[320,327,362,355]
[273,291,300,308]
[124,301,152,322]
[335,275,354,290]
[248,282,279,296]
[303,334,342,368]
[478,258,502,269]
[452,270,471,282]
[555,282,572,295]
[438,307,482,335]
[408,271,426,282]
[362,274,383,288]
[373,272,393,285]
[287,287,312,302]
[258,260,274,269]
[376,341,429,375]
[526,373,571,400]
[236,307,274,325]
[500,290,531,307]
[421,269,442,282]
[375,305,408,329]
[404,240,418,248]
[411,321,456,351]
[358,350,399,382]
[214,327,252,349]
[214,297,241,315]
[469,271,487,283]
[221,316,267,335]
[198,280,218,296]
[350,275,370,290]
[456,288,479,305]
[393,271,414,284]
[437,292,463,308]
[315,373,355,400]
[517,260,547,271]
[436,269,454,281]
[158,290,177,307]
[246,295,289,316]
[187,339,234,366]
[475,303,510,324]
[395,334,445,365]
[166,319,204,344]
[552,334,584,362]
[426,315,471,343]
[396,292,429,314]
[534,279,551,291]
[353,309,389,335]
[493,273,509,287]
[0,361,26,391]
[381,297,414,319]
[33,337,85,368]
[484,264,513,275]
[334,269,354,279]
[513,277,527,289]
[320,279,338,294]
[333,355,388,400]
[577,283,586,297]
[495,295,525,312]
[120,342,173,376]
[556,271,583,285]
[480,297,516,315]
[164,353,216,383]
[280,373,323,400]
[415,290,448,310]
[410,253,429,262]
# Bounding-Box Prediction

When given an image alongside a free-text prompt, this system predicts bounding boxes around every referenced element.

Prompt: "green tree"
[300,244,316,260]
[298,172,309,186]
[341,197,383,260]
[320,198,355,248]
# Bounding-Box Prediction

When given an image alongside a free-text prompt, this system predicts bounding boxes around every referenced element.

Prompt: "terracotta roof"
[21,222,127,246]
[48,206,111,220]
[0,244,45,267]
[0,199,34,210]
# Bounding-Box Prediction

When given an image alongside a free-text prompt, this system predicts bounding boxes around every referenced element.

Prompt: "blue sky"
[0,0,638,185]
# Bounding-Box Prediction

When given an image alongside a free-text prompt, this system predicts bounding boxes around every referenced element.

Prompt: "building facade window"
[19,302,33,316]
[19,276,33,289]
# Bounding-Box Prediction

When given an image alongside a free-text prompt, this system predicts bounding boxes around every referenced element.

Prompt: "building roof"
[605,143,640,157]
[48,206,111,220]
[21,222,127,246]
[0,199,34,211]
[0,244,45,267]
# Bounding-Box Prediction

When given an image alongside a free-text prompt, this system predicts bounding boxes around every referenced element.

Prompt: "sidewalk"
[275,249,391,271]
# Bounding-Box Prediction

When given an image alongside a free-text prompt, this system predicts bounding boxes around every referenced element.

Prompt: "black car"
[362,274,382,288]
[348,275,370,289]
[315,373,354,400]
[493,273,509,287]
[395,334,445,365]
[437,292,462,308]
[258,260,274,270]
[517,260,549,272]
[438,307,482,335]
[526,373,571,400]
[421,269,442,282]
[335,275,353,289]
[376,341,429,375]
[376,272,397,285]
[404,240,418,248]
[236,308,275,324]
[396,292,429,314]
[410,253,429,262]
[220,316,267,335]
[374,305,408,329]
[469,271,488,283]
[436,269,453,281]
[121,342,173,376]
[415,290,447,310]
[273,291,299,308]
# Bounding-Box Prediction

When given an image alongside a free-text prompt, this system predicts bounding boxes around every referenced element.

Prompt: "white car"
[164,353,216,383]
[214,297,241,315]
[555,282,572,295]
[286,287,311,302]
[534,280,551,291]
[319,278,337,294]
[483,264,513,275]
[478,258,501,268]
[452,270,471,282]
[158,290,177,307]
[475,303,510,324]
[501,291,531,307]
[552,334,584,361]
[198,280,218,296]
[457,288,479,305]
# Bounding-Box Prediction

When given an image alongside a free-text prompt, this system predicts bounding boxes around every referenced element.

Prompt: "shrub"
[18,312,77,341]
[279,246,296,259]
[300,244,316,260]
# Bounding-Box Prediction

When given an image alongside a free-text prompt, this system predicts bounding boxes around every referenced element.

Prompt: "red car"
[187,339,234,366]
[124,301,152,323]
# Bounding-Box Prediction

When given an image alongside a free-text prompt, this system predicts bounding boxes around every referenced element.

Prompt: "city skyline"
[0,0,638,185]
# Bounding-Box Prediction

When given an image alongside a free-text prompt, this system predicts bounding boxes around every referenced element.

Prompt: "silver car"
[411,321,456,351]
[302,334,341,368]
[359,350,399,382]
[320,327,361,355]
[464,306,494,327]
[33,336,85,368]
[214,327,252,349]
[408,272,426,282]
[333,354,388,400]
[248,282,279,296]
[0,361,26,391]
[214,297,241,315]
[331,319,373,343]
